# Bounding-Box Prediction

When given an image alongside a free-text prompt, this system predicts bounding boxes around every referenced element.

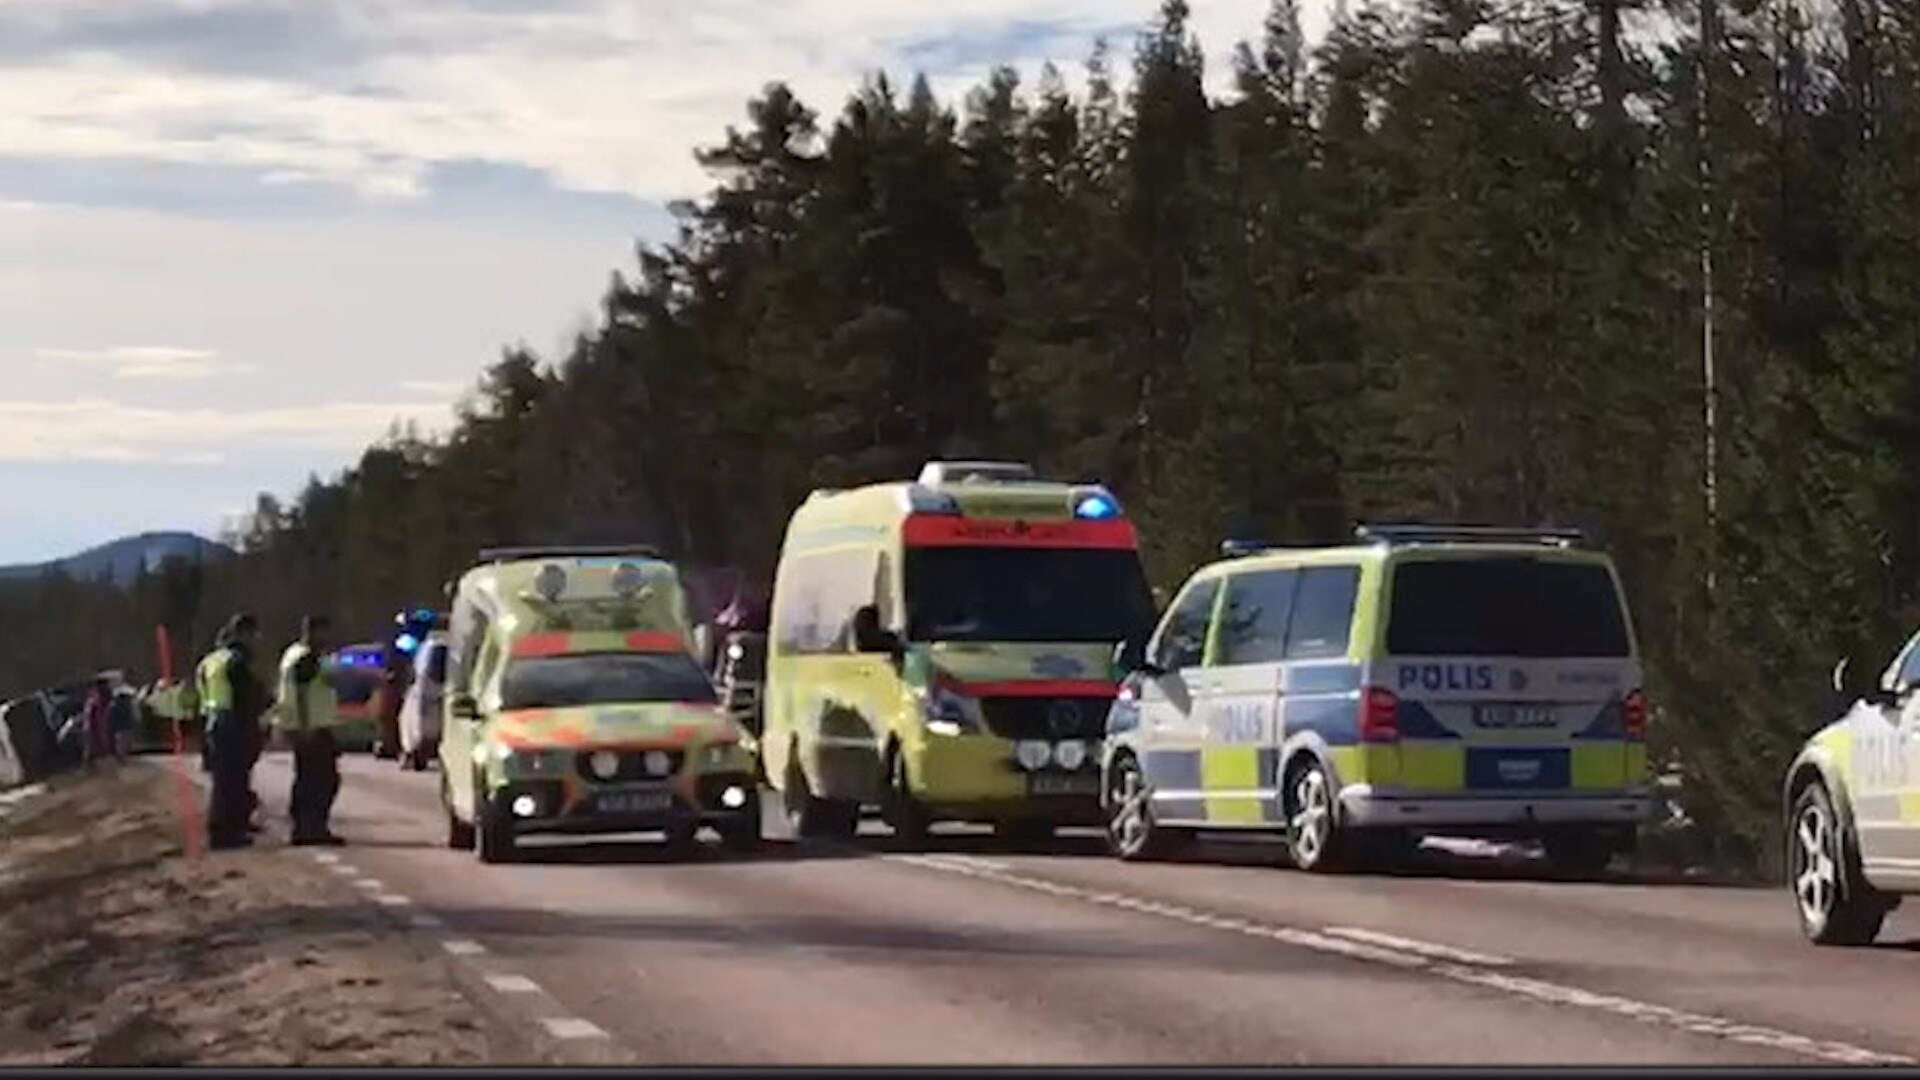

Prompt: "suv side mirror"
[1113,638,1163,678]
[1833,656,1900,709]
[852,605,904,660]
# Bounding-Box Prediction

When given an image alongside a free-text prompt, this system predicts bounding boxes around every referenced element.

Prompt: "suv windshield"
[1387,557,1631,658]
[905,547,1155,644]
[500,652,717,710]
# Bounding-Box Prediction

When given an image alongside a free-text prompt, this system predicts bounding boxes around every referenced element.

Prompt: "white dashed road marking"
[375,894,413,907]
[1322,926,1515,967]
[309,851,340,864]
[485,974,542,995]
[540,1018,610,1041]
[442,939,488,957]
[352,878,384,891]
[328,864,357,877]
[889,854,1912,1066]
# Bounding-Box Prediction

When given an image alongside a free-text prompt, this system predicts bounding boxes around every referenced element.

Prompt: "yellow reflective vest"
[276,643,339,732]
[196,647,236,716]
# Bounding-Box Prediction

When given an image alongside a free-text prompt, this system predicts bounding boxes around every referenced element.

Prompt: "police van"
[1103,524,1655,874]
[763,461,1157,845]
[438,546,761,863]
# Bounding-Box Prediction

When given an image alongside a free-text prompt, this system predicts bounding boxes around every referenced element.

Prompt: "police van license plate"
[1029,773,1099,796]
[593,788,672,815]
[1472,704,1556,730]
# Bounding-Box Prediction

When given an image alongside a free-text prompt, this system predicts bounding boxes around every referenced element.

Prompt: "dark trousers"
[289,729,341,839]
[204,714,252,847]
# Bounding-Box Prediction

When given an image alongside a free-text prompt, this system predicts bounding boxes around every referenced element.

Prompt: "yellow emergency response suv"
[437,546,761,863]
[763,461,1156,844]
[1104,524,1655,875]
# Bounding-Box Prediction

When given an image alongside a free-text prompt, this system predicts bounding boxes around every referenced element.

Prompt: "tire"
[718,794,764,855]
[882,745,933,847]
[784,756,858,840]
[442,775,475,850]
[1104,753,1185,862]
[1543,829,1618,878]
[1791,781,1889,946]
[474,779,518,865]
[1285,757,1346,873]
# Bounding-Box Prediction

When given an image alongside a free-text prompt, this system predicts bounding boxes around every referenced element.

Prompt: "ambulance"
[1104,524,1655,874]
[437,546,761,863]
[762,461,1156,844]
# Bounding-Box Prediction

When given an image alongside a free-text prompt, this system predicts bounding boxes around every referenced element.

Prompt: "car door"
[1857,633,1920,874]
[1206,567,1297,826]
[1137,575,1222,824]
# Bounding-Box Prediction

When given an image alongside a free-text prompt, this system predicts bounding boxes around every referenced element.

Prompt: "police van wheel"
[1105,753,1180,862]
[1792,782,1889,946]
[719,799,763,855]
[882,746,933,847]
[785,760,858,841]
[475,790,519,865]
[1285,759,1346,873]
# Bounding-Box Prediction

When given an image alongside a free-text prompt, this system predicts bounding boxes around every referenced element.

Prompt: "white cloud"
[0,397,456,465]
[0,0,1297,204]
[35,345,259,380]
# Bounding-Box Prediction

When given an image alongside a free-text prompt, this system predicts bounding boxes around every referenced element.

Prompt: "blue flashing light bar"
[1074,494,1120,520]
[394,633,422,655]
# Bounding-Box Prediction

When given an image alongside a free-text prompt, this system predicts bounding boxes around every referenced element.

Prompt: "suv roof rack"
[1219,538,1346,559]
[477,544,665,565]
[1354,523,1587,548]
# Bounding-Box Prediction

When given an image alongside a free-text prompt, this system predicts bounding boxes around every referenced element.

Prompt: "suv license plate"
[1472,704,1556,730]
[1029,774,1099,796]
[594,789,673,815]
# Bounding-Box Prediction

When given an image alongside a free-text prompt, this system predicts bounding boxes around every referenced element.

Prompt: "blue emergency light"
[395,633,421,655]
[1074,494,1119,520]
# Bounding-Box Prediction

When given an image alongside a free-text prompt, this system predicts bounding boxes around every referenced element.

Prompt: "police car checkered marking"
[888,854,1913,1066]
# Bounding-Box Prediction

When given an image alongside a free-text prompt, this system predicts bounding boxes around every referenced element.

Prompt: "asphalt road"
[230,751,1920,1066]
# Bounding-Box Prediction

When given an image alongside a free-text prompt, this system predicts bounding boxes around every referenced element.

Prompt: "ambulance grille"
[575,749,685,784]
[979,697,1112,741]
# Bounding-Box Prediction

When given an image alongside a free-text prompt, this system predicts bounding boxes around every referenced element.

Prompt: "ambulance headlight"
[510,795,540,818]
[1015,741,1053,771]
[1053,741,1089,771]
[643,750,675,777]
[703,741,741,768]
[588,750,621,781]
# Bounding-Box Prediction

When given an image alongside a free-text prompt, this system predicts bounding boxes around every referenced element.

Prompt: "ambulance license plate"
[1472,704,1556,730]
[593,789,672,815]
[1028,773,1099,797]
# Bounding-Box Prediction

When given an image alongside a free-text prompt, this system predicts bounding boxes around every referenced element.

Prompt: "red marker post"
[157,625,203,859]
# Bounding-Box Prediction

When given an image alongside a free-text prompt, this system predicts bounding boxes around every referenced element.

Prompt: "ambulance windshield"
[501,651,718,710]
[1387,557,1631,658]
[904,546,1154,644]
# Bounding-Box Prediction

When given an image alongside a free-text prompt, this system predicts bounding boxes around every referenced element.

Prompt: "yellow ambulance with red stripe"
[438,546,760,863]
[762,461,1157,845]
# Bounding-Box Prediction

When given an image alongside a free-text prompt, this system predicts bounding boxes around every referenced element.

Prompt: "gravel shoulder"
[0,762,504,1066]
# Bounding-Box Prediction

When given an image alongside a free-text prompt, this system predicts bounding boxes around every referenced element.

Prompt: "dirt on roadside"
[0,763,509,1066]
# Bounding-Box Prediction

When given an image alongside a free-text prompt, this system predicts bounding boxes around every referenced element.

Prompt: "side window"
[1893,634,1920,692]
[775,550,881,656]
[1151,578,1221,672]
[1217,569,1299,667]
[450,604,488,695]
[1286,566,1361,661]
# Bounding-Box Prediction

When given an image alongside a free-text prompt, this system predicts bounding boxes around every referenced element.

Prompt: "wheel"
[881,745,933,847]
[1285,757,1346,872]
[784,756,858,840]
[1791,781,1889,946]
[718,794,764,855]
[441,775,475,850]
[474,781,518,865]
[1105,753,1185,862]
[1542,829,1618,878]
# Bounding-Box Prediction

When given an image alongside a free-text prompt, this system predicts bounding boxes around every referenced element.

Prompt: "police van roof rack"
[477,544,665,564]
[1354,523,1587,548]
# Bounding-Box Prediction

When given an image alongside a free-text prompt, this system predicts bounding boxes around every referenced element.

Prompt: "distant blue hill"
[0,532,235,587]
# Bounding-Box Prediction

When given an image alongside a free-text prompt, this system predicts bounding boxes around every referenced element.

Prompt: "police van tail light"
[1360,687,1400,743]
[1623,689,1648,741]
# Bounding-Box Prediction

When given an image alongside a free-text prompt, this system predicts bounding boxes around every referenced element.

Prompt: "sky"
[0,0,1330,566]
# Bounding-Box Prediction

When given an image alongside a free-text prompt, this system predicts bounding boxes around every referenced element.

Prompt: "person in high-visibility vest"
[278,615,345,846]
[197,613,265,850]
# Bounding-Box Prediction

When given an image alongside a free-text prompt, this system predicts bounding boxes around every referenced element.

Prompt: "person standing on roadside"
[80,677,113,770]
[279,616,345,846]
[197,614,266,850]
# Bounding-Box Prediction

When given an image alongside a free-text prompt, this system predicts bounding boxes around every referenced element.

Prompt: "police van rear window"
[1386,558,1630,658]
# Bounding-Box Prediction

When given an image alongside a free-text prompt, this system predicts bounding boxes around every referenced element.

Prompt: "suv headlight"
[920,679,986,737]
